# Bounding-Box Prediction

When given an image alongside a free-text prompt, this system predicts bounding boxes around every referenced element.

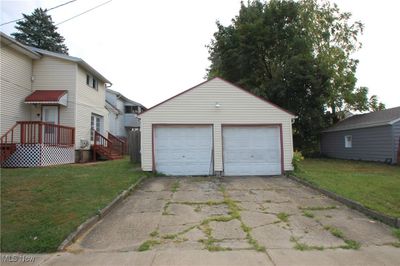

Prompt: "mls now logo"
[1,254,35,263]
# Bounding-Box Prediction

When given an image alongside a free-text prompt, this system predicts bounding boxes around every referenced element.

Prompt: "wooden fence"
[128,130,141,163]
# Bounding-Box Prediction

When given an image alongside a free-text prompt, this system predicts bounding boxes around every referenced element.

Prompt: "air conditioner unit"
[80,139,89,148]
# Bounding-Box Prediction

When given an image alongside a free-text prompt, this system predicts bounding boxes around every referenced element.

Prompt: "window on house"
[86,73,98,90]
[125,106,133,114]
[92,78,98,89]
[345,135,352,148]
[90,113,103,141]
[125,105,141,114]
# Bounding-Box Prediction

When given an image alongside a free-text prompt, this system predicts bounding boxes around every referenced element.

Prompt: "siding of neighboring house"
[107,110,118,135]
[31,56,76,128]
[106,92,119,135]
[106,91,137,137]
[108,95,125,137]
[139,78,294,172]
[107,102,124,137]
[124,113,140,129]
[0,45,32,135]
[75,66,109,149]
[393,121,400,163]
[1,34,111,164]
[321,125,394,163]
[116,99,125,136]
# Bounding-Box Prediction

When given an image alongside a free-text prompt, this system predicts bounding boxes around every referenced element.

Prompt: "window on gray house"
[345,135,352,148]
[125,105,141,114]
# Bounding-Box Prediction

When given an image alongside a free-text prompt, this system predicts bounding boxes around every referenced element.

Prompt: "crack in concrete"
[70,176,397,261]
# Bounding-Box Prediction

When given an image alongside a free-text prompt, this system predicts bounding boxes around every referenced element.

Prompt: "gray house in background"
[105,89,146,138]
[321,107,400,164]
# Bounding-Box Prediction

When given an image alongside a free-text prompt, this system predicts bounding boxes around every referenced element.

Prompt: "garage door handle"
[182,155,185,158]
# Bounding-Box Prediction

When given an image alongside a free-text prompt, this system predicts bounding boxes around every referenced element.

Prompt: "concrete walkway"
[2,176,399,266]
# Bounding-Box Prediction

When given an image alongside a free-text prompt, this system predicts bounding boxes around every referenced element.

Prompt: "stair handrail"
[0,123,19,145]
[107,132,124,155]
[93,130,113,152]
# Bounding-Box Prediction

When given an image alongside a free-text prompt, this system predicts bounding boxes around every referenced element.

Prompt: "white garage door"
[154,126,213,176]
[223,126,281,176]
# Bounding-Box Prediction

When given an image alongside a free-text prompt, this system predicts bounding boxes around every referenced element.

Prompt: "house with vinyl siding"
[105,88,146,138]
[0,32,120,166]
[321,107,400,164]
[138,77,295,176]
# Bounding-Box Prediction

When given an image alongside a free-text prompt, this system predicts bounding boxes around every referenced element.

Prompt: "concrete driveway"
[5,176,399,266]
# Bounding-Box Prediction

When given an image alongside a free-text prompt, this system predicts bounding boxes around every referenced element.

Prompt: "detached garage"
[138,77,295,176]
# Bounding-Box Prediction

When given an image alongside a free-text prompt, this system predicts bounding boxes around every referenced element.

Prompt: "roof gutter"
[322,122,393,133]
[77,60,111,84]
[389,117,400,125]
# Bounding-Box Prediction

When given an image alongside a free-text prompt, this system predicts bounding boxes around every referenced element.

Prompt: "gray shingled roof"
[106,88,146,109]
[323,106,400,132]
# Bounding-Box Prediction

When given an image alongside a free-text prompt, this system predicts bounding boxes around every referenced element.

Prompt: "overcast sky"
[1,0,399,109]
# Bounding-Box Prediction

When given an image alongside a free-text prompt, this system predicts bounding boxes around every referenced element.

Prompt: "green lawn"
[1,158,152,253]
[295,158,400,218]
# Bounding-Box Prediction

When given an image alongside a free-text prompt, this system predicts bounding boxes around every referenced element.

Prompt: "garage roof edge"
[138,77,295,117]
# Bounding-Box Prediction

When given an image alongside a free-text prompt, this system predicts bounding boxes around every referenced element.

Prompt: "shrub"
[292,150,304,172]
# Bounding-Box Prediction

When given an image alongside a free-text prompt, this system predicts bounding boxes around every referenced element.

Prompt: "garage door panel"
[223,126,281,176]
[156,151,212,163]
[155,126,213,176]
[156,162,212,176]
[226,163,281,176]
[225,151,279,163]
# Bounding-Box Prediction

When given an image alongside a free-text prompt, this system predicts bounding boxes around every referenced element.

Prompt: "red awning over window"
[25,90,68,106]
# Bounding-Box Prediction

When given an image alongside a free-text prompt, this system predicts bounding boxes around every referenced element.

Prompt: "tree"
[207,0,384,154]
[12,8,69,54]
[368,95,386,111]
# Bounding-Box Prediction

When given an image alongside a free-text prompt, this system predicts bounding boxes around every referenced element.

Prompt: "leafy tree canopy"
[207,0,385,154]
[12,8,69,54]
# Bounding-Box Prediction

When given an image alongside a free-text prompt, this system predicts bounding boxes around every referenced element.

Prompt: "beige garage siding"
[139,78,295,173]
